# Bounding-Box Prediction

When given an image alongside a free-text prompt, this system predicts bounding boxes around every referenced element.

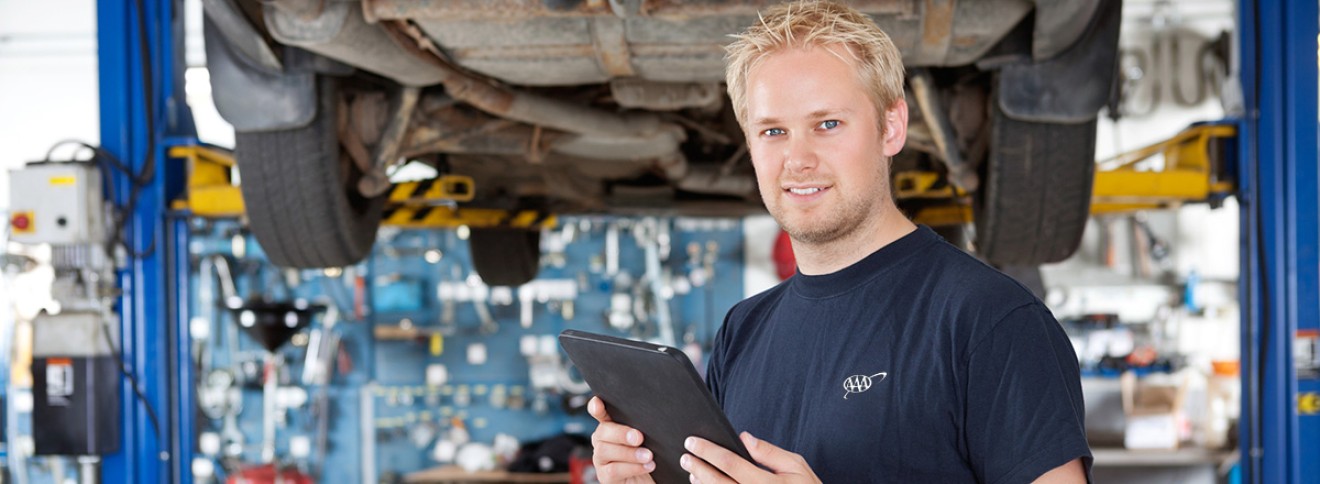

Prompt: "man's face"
[743,45,906,245]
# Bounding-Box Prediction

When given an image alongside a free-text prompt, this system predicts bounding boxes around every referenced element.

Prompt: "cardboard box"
[1121,372,1188,450]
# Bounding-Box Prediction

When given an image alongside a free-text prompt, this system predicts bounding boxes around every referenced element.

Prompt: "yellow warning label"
[48,176,75,186]
[1300,393,1320,415]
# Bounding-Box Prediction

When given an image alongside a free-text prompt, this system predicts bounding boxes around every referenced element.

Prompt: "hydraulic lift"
[91,0,1316,481]
[168,145,556,231]
[1236,0,1320,481]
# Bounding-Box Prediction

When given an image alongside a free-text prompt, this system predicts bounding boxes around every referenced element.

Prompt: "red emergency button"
[10,212,33,234]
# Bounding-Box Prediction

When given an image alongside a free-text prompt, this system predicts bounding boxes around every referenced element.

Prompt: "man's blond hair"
[724,0,905,130]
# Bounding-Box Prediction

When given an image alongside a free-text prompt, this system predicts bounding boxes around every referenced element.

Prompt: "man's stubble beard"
[767,158,891,246]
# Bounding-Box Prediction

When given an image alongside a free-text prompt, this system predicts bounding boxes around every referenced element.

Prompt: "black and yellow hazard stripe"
[381,206,556,229]
[389,175,475,204]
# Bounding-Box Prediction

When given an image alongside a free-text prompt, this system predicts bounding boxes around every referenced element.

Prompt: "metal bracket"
[910,70,979,192]
[201,0,282,72]
[358,86,421,197]
[590,17,635,77]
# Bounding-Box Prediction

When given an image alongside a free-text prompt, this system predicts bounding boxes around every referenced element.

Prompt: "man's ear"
[881,99,908,157]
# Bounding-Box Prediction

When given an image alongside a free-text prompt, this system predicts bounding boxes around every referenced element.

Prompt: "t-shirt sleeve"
[705,309,735,408]
[964,303,1093,484]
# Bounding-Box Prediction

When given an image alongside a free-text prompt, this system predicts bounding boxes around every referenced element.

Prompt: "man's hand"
[588,396,657,483]
[681,432,821,484]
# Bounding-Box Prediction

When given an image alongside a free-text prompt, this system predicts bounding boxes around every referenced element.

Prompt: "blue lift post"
[96,0,195,482]
[1238,0,1319,481]
[167,211,196,484]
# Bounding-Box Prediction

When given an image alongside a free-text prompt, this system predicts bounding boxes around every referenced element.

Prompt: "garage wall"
[0,0,99,212]
[1096,0,1237,161]
[0,0,228,215]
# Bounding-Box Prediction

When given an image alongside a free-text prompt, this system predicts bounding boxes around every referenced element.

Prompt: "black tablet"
[559,329,752,483]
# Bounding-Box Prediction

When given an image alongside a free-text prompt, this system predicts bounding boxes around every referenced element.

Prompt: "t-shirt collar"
[789,225,940,299]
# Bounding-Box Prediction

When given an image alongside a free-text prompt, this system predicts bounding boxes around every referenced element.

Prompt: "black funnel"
[229,299,323,352]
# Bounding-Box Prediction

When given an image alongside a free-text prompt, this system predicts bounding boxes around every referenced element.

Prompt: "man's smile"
[783,184,832,201]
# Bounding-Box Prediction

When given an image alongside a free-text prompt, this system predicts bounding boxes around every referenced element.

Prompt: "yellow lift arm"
[172,122,1235,229]
[168,145,554,229]
[1090,123,1237,214]
[906,122,1238,226]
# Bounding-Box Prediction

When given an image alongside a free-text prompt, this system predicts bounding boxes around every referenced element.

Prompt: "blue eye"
[819,120,840,130]
[762,128,786,137]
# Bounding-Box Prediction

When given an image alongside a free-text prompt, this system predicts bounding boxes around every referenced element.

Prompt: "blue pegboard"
[184,216,747,481]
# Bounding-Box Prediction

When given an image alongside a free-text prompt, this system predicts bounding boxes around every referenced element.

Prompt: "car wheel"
[469,227,541,286]
[974,90,1096,266]
[235,77,385,268]
[932,224,970,252]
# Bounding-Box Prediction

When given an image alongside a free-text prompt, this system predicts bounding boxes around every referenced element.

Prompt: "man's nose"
[783,136,817,173]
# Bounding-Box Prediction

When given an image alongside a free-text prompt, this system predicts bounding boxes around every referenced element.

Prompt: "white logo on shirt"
[842,372,888,399]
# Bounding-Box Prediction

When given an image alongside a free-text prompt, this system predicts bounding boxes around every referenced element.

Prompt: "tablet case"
[559,329,752,483]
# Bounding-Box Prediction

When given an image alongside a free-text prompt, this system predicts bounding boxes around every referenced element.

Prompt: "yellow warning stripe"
[381,207,555,229]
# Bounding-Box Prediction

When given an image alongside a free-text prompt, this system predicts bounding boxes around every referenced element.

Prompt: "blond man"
[590,2,1090,482]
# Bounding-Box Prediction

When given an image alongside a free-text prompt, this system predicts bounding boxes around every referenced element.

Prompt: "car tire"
[932,224,970,252]
[469,227,541,286]
[235,77,385,268]
[995,264,1047,299]
[974,95,1096,266]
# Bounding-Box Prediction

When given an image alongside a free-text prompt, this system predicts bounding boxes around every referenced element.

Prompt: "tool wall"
[185,216,746,482]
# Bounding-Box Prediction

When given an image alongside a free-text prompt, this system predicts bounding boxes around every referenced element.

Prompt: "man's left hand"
[680,432,821,484]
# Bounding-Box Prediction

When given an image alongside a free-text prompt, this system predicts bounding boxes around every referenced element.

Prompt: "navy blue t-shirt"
[706,225,1091,483]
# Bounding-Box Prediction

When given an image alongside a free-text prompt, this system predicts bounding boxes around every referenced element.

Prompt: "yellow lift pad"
[169,145,245,218]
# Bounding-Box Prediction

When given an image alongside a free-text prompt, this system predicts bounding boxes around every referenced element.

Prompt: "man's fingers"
[684,436,769,483]
[593,441,655,467]
[741,432,811,475]
[592,421,645,447]
[590,397,656,483]
[588,396,612,422]
[680,452,736,484]
[596,460,657,483]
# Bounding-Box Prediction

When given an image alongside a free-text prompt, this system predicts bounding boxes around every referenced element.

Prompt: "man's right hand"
[588,396,657,483]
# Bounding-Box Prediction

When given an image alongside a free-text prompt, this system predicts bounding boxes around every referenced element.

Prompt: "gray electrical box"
[7,163,104,245]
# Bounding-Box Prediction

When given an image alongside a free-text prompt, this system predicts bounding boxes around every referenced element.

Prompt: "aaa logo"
[842,372,888,399]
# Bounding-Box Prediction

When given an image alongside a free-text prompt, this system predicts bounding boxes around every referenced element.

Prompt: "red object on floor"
[226,464,314,484]
[773,229,796,281]
[569,451,597,484]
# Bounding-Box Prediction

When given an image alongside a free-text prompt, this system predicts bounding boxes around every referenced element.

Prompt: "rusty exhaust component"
[355,9,755,195]
[358,86,422,196]
[381,20,668,140]
[375,18,700,182]
[909,69,979,192]
[362,0,911,21]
